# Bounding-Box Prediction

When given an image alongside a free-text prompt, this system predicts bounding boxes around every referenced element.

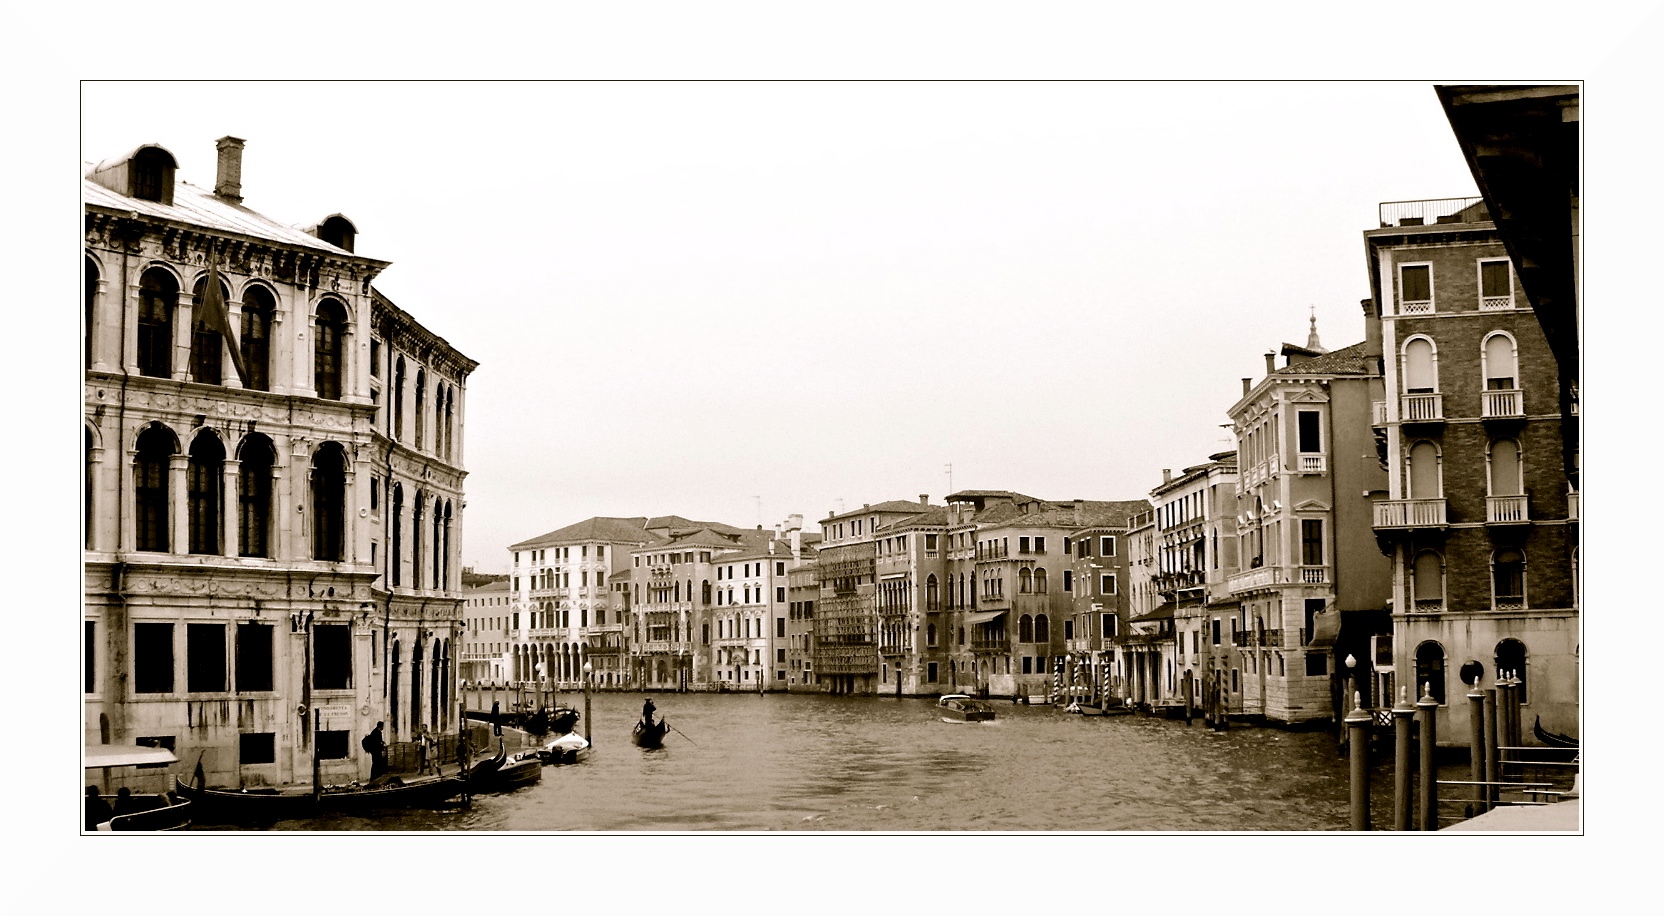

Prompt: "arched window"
[314,299,347,400]
[1483,332,1518,391]
[85,257,99,368]
[926,574,939,610]
[1415,640,1446,704]
[389,639,401,732]
[412,493,424,589]
[431,495,443,586]
[1493,549,1525,610]
[390,484,403,586]
[85,426,96,549]
[927,623,937,646]
[1034,568,1048,594]
[137,268,177,379]
[442,501,453,589]
[190,274,230,386]
[237,435,275,558]
[702,581,712,604]
[1403,337,1437,393]
[1408,441,1442,499]
[1488,439,1523,496]
[310,443,347,561]
[415,368,427,451]
[240,285,274,391]
[393,356,406,441]
[443,387,455,460]
[134,425,175,552]
[187,431,225,555]
[1018,568,1032,593]
[1019,614,1034,643]
[131,147,175,203]
[1495,638,1528,702]
[1035,614,1050,644]
[1411,550,1443,610]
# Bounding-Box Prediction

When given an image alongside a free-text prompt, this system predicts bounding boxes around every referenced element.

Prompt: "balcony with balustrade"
[1372,400,1388,428]
[1567,490,1579,522]
[1298,453,1327,475]
[1227,565,1282,595]
[1298,565,1329,584]
[1482,388,1525,420]
[1486,495,1530,525]
[1373,498,1448,530]
[1400,393,1444,425]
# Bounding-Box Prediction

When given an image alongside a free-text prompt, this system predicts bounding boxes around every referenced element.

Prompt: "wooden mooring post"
[1417,681,1439,831]
[1483,688,1500,809]
[1467,678,1486,816]
[1392,686,1415,831]
[1345,691,1372,831]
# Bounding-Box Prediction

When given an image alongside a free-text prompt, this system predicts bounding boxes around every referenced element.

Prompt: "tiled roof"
[823,500,937,521]
[83,173,377,261]
[877,506,950,531]
[1271,341,1374,376]
[510,517,653,549]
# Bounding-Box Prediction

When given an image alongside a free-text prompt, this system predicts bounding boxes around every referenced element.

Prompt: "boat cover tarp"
[85,745,179,769]
[547,733,589,752]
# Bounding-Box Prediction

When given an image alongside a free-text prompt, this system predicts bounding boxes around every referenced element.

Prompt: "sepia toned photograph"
[77,74,1589,839]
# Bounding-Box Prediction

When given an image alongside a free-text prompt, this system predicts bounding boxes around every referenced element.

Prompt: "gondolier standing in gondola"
[642,696,656,728]
[363,721,388,779]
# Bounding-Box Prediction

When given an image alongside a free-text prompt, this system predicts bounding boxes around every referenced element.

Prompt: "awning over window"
[965,610,1007,626]
[1306,607,1341,649]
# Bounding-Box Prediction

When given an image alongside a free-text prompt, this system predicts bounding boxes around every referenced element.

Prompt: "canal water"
[265,692,1449,832]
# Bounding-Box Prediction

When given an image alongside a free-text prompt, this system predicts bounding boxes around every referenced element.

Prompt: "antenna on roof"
[754,496,762,528]
[945,463,953,494]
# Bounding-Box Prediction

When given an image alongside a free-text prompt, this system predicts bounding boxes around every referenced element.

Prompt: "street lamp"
[582,660,593,747]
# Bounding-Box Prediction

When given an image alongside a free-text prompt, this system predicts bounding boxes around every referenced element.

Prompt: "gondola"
[176,770,466,825]
[1533,716,1579,749]
[632,717,670,749]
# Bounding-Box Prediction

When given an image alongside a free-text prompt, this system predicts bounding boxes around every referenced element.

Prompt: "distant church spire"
[1306,306,1326,353]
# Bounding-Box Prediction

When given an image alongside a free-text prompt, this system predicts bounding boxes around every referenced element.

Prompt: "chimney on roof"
[1264,351,1276,375]
[791,527,801,560]
[1362,296,1383,362]
[1162,468,1172,484]
[919,494,929,506]
[214,136,245,203]
[768,540,775,555]
[1242,377,1252,396]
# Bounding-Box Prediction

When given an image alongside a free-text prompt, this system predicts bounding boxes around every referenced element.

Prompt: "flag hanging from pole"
[199,253,248,384]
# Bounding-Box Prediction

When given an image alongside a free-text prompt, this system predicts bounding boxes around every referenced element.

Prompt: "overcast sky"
[72,80,1554,571]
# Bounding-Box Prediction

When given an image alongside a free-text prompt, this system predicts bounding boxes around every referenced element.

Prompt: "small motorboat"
[938,694,996,723]
[539,731,591,765]
[632,718,670,749]
[85,744,192,832]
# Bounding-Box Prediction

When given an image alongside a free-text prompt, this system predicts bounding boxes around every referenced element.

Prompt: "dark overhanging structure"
[1435,84,1580,489]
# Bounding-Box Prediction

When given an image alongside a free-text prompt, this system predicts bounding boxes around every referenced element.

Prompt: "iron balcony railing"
[1374,498,1448,529]
[1378,197,1488,228]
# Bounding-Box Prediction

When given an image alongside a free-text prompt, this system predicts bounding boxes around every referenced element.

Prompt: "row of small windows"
[1403,438,1528,499]
[100,260,349,400]
[1400,332,1520,395]
[388,357,458,461]
[93,424,344,560]
[1411,638,1530,705]
[1396,258,1516,314]
[385,483,456,591]
[1410,548,1533,611]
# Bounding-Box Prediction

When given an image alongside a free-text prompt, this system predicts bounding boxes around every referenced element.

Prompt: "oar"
[668,722,696,745]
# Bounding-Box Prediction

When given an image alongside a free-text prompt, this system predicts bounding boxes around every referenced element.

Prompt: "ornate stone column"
[173,291,193,382]
[123,280,141,376]
[222,458,241,557]
[223,295,244,389]
[169,455,188,554]
[120,447,137,553]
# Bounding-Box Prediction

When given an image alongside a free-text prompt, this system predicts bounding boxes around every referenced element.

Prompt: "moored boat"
[85,744,193,832]
[539,731,591,764]
[176,770,465,825]
[938,694,996,723]
[1533,716,1579,749]
[632,718,670,749]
